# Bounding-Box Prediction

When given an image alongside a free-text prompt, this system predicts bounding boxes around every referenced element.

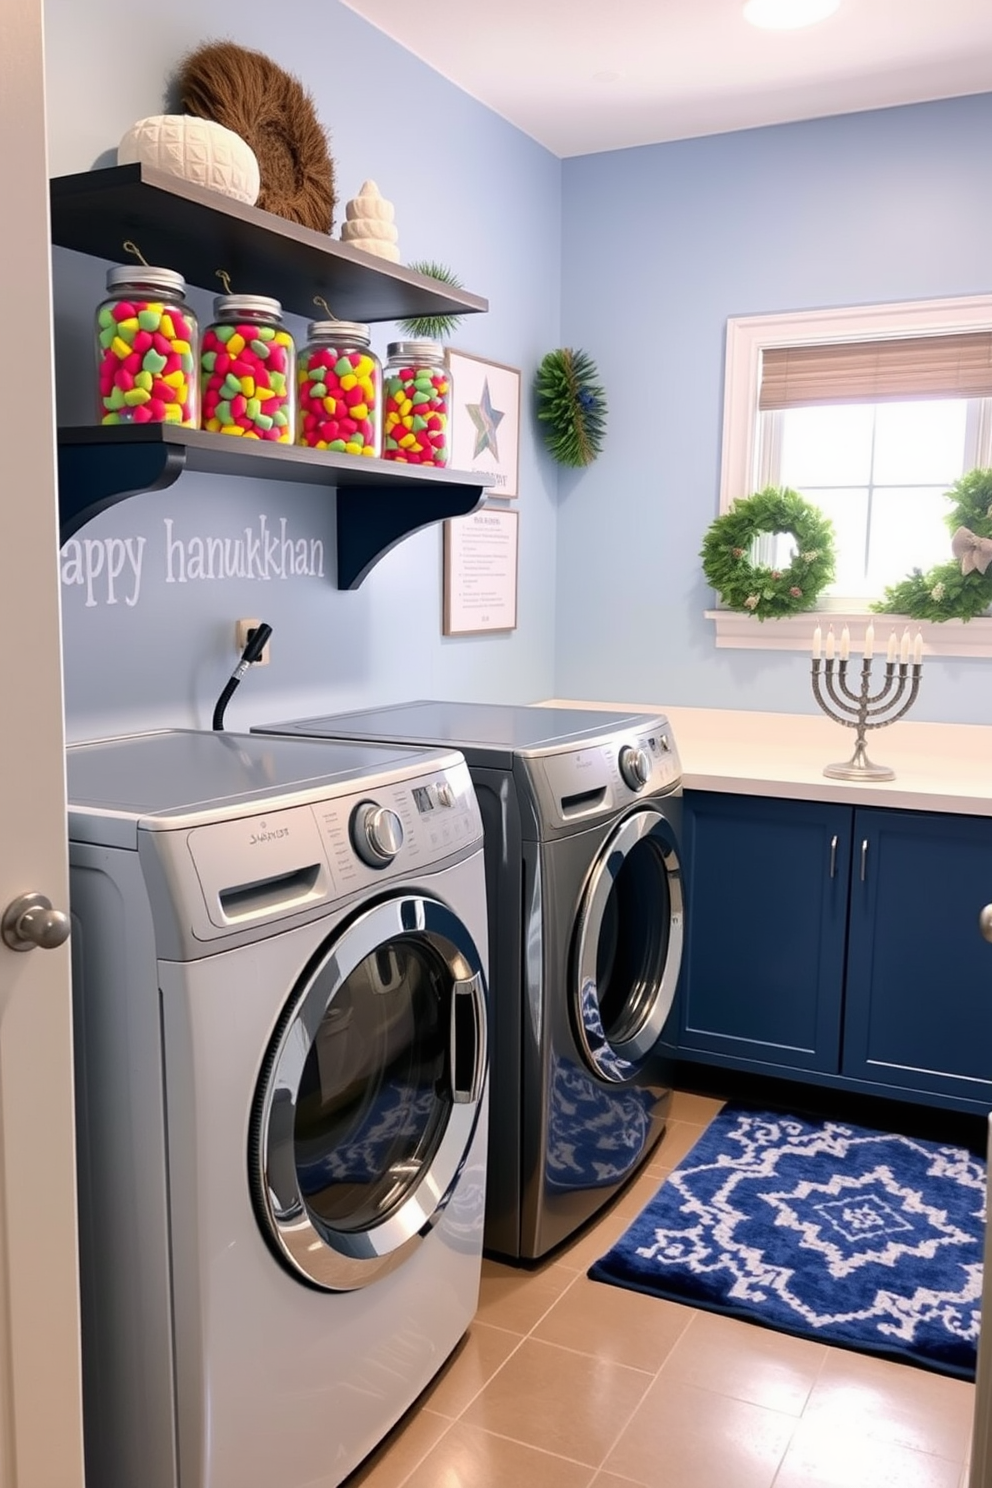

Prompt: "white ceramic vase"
[117,114,261,205]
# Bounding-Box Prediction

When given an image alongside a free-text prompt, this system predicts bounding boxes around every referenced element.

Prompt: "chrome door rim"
[573,808,683,1083]
[250,894,486,1291]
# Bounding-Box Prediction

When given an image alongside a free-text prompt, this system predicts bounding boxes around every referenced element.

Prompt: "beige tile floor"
[344,1090,978,1488]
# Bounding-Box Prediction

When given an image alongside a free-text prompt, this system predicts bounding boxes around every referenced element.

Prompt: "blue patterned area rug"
[588,1104,986,1379]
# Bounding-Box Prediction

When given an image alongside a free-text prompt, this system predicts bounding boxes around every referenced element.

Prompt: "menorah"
[810,624,923,781]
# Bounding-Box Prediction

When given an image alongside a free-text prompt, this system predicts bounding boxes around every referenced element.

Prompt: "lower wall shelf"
[57,424,492,589]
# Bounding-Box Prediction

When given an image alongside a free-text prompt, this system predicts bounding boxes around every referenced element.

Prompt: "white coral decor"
[117,115,260,205]
[340,179,401,262]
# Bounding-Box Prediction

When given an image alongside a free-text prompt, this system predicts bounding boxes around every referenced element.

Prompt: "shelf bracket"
[57,442,187,544]
[336,481,488,589]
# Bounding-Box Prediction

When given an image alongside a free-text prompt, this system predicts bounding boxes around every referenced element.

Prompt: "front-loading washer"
[253,702,684,1261]
[67,727,489,1488]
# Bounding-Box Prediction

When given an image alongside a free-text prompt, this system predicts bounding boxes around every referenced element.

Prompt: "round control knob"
[352,803,404,867]
[980,905,992,943]
[618,745,651,792]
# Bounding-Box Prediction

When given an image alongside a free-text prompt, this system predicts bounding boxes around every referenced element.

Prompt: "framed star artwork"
[445,349,521,498]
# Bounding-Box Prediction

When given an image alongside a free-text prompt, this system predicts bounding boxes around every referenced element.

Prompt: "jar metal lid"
[106,264,186,294]
[307,319,371,343]
[387,340,444,361]
[212,293,283,319]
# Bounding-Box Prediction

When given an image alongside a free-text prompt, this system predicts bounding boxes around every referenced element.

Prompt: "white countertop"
[542,699,992,816]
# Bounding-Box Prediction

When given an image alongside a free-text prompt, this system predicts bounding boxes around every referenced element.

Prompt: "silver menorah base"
[812,657,922,783]
[823,736,895,781]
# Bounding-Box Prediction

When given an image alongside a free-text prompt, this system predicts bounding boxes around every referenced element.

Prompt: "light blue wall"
[42,6,992,736]
[43,0,562,741]
[557,93,992,724]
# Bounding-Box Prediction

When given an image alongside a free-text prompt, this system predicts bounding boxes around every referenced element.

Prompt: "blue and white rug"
[588,1103,986,1378]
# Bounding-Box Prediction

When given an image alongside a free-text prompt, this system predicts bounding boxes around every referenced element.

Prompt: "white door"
[0,0,86,1483]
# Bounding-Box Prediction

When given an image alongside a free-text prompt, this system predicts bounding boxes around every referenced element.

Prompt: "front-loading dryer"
[253,702,684,1261]
[67,728,488,1488]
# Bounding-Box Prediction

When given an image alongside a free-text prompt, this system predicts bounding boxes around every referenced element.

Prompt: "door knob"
[2,892,71,952]
[980,905,992,944]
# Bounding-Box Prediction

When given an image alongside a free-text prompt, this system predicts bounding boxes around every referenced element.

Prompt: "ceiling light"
[743,0,840,29]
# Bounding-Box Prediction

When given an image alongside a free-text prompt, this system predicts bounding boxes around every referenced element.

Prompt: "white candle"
[840,626,850,660]
[812,625,822,660]
[900,629,911,664]
[864,623,874,659]
[825,627,835,661]
[887,631,897,663]
[914,631,924,664]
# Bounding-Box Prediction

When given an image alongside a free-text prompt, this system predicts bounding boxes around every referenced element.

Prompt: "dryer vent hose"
[212,622,273,731]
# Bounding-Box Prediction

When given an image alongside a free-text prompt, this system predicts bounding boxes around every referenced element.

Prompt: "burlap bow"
[951,526,992,575]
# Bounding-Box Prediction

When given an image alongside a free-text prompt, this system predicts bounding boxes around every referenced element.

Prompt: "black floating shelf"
[50,164,489,326]
[57,425,492,590]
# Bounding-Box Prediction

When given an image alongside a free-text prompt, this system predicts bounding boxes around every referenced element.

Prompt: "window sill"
[706,610,992,658]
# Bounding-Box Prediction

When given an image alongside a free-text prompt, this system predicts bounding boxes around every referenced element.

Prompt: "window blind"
[759,332,992,409]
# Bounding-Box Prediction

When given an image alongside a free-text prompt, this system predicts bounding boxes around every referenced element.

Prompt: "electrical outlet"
[235,618,271,666]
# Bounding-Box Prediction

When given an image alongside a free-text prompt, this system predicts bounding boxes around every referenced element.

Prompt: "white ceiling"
[341,0,992,158]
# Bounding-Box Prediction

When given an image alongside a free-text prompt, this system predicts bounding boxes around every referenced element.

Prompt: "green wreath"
[700,486,836,620]
[872,468,992,622]
[534,348,607,467]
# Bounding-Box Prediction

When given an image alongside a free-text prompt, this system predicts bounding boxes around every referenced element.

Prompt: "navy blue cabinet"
[843,807,992,1108]
[680,791,992,1113]
[680,792,851,1073]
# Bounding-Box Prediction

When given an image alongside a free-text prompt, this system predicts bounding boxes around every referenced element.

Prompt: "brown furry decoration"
[178,41,336,234]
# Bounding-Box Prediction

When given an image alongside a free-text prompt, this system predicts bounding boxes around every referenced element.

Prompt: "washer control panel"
[305,762,480,893]
[180,758,480,939]
[525,720,682,829]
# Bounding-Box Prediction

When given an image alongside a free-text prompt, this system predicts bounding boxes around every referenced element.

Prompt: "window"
[762,399,987,601]
[714,296,992,655]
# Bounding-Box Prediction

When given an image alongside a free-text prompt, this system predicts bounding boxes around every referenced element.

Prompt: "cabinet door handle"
[829,835,838,878]
[860,839,869,882]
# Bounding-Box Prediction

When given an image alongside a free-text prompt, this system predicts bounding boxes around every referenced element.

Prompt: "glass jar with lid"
[201,294,296,442]
[297,321,382,457]
[382,341,452,466]
[96,264,199,427]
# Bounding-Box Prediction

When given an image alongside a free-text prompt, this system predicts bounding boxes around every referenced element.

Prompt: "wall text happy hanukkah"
[61,515,325,608]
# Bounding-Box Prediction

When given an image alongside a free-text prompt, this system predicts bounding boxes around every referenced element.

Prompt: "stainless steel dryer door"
[572,806,683,1083]
[250,894,487,1291]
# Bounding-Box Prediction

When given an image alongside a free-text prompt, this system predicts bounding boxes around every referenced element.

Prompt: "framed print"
[443,507,519,635]
[445,349,521,498]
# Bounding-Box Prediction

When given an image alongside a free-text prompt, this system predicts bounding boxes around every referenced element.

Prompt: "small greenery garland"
[700,486,836,620]
[397,261,466,341]
[534,347,607,467]
[872,468,992,622]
